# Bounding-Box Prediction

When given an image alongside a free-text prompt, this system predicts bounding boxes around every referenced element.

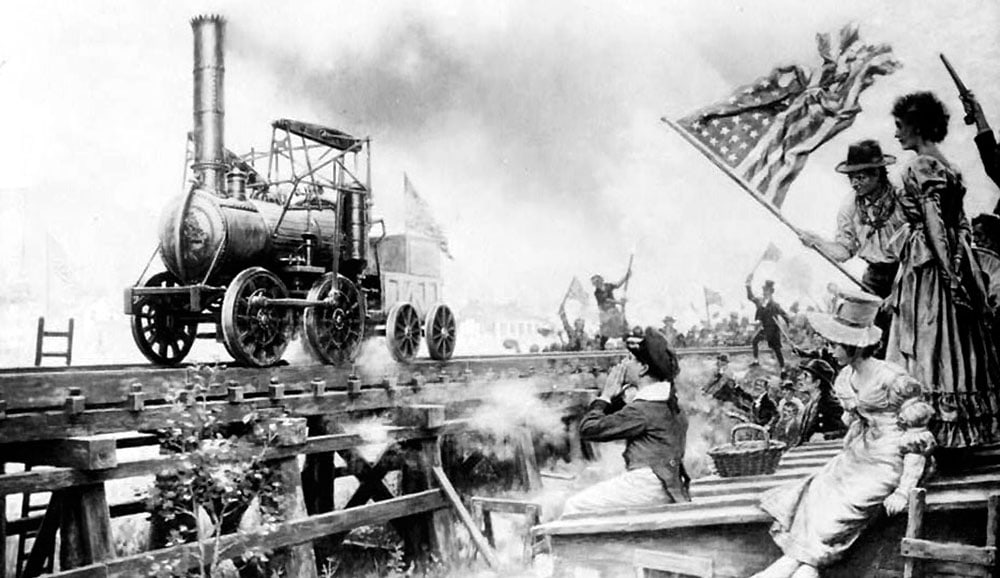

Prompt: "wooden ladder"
[902,488,999,578]
[34,317,74,366]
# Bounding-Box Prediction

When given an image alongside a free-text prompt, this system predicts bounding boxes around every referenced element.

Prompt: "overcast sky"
[1,0,998,344]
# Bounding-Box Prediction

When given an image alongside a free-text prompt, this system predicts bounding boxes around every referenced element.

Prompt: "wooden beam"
[0,351,626,412]
[1,436,118,470]
[0,380,586,444]
[900,538,996,567]
[46,489,448,578]
[432,466,500,568]
[0,422,467,496]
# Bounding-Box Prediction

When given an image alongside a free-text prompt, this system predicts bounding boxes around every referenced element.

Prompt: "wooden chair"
[632,548,714,578]
[901,488,999,578]
[34,317,74,366]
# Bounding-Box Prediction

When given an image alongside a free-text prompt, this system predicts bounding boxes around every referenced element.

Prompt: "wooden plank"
[23,485,64,577]
[471,497,541,515]
[633,548,713,577]
[0,422,467,496]
[1,436,117,470]
[900,538,995,567]
[47,489,448,578]
[0,351,626,411]
[432,466,500,568]
[0,383,586,444]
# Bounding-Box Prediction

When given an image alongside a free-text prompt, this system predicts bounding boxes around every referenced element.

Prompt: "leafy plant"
[147,370,285,577]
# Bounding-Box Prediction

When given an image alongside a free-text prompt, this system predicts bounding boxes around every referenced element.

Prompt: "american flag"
[404,173,454,259]
[667,24,900,209]
[703,286,723,308]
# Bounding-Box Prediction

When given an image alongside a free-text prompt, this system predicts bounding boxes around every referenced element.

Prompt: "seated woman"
[561,327,689,516]
[753,289,935,578]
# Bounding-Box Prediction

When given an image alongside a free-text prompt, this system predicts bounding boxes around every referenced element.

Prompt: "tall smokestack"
[191,15,226,195]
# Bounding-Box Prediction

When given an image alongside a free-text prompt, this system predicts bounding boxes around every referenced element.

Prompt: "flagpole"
[662,118,865,290]
[703,289,711,329]
[621,253,634,323]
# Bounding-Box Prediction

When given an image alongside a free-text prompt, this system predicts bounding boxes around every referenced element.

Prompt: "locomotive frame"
[123,15,456,368]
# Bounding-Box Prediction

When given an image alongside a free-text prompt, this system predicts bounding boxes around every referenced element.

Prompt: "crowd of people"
[560,87,1000,578]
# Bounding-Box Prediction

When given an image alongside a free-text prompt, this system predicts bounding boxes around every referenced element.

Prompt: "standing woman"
[886,91,1000,449]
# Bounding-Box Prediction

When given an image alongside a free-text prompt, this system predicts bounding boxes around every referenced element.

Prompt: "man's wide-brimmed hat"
[799,358,835,387]
[835,140,897,173]
[626,327,679,381]
[804,289,883,347]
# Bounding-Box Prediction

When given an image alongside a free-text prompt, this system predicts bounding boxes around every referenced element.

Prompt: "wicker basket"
[708,423,786,478]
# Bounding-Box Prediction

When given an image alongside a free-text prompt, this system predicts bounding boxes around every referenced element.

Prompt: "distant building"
[458,301,556,354]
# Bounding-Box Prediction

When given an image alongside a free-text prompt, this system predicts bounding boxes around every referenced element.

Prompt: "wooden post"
[264,417,317,578]
[903,488,926,578]
[431,466,500,568]
[301,415,337,564]
[987,494,999,549]
[397,405,453,566]
[512,427,542,492]
[57,484,114,571]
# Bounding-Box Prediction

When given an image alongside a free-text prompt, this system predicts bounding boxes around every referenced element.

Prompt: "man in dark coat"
[959,91,1000,205]
[746,273,791,368]
[795,358,845,444]
[562,327,689,515]
[591,270,631,349]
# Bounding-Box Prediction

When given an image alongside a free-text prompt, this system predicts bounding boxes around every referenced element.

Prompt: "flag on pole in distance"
[670,24,900,209]
[47,232,77,287]
[703,286,723,307]
[564,276,590,307]
[761,242,783,263]
[403,173,454,259]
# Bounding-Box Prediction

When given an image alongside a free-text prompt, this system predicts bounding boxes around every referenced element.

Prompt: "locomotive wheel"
[221,267,293,367]
[425,304,457,361]
[303,274,365,365]
[385,302,422,362]
[131,272,197,366]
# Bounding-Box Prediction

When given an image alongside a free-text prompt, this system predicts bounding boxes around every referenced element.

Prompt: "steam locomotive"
[124,15,456,367]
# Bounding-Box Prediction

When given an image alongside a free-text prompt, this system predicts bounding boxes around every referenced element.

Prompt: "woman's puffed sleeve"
[891,374,937,456]
[905,156,949,204]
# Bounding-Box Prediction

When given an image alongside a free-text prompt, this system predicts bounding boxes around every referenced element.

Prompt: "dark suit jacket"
[579,396,690,502]
[975,130,1000,192]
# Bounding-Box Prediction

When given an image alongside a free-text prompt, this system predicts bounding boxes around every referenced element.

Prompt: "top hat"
[798,358,835,387]
[804,289,883,347]
[835,140,897,173]
[626,327,679,382]
[763,280,775,291]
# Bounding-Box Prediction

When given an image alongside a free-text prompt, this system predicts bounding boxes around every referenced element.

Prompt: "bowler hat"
[799,358,835,387]
[804,289,882,347]
[835,140,896,173]
[626,327,679,382]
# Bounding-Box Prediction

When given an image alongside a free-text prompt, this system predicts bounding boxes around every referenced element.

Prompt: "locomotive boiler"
[124,15,457,367]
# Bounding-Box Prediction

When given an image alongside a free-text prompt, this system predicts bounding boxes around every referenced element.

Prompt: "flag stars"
[720,126,730,135]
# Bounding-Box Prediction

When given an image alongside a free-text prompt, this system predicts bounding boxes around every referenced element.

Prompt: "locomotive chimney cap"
[190,14,226,25]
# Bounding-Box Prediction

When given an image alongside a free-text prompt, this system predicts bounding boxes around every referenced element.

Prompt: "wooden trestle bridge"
[0,347,750,577]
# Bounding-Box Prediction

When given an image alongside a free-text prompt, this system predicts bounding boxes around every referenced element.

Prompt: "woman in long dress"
[886,91,1000,448]
[752,290,935,578]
